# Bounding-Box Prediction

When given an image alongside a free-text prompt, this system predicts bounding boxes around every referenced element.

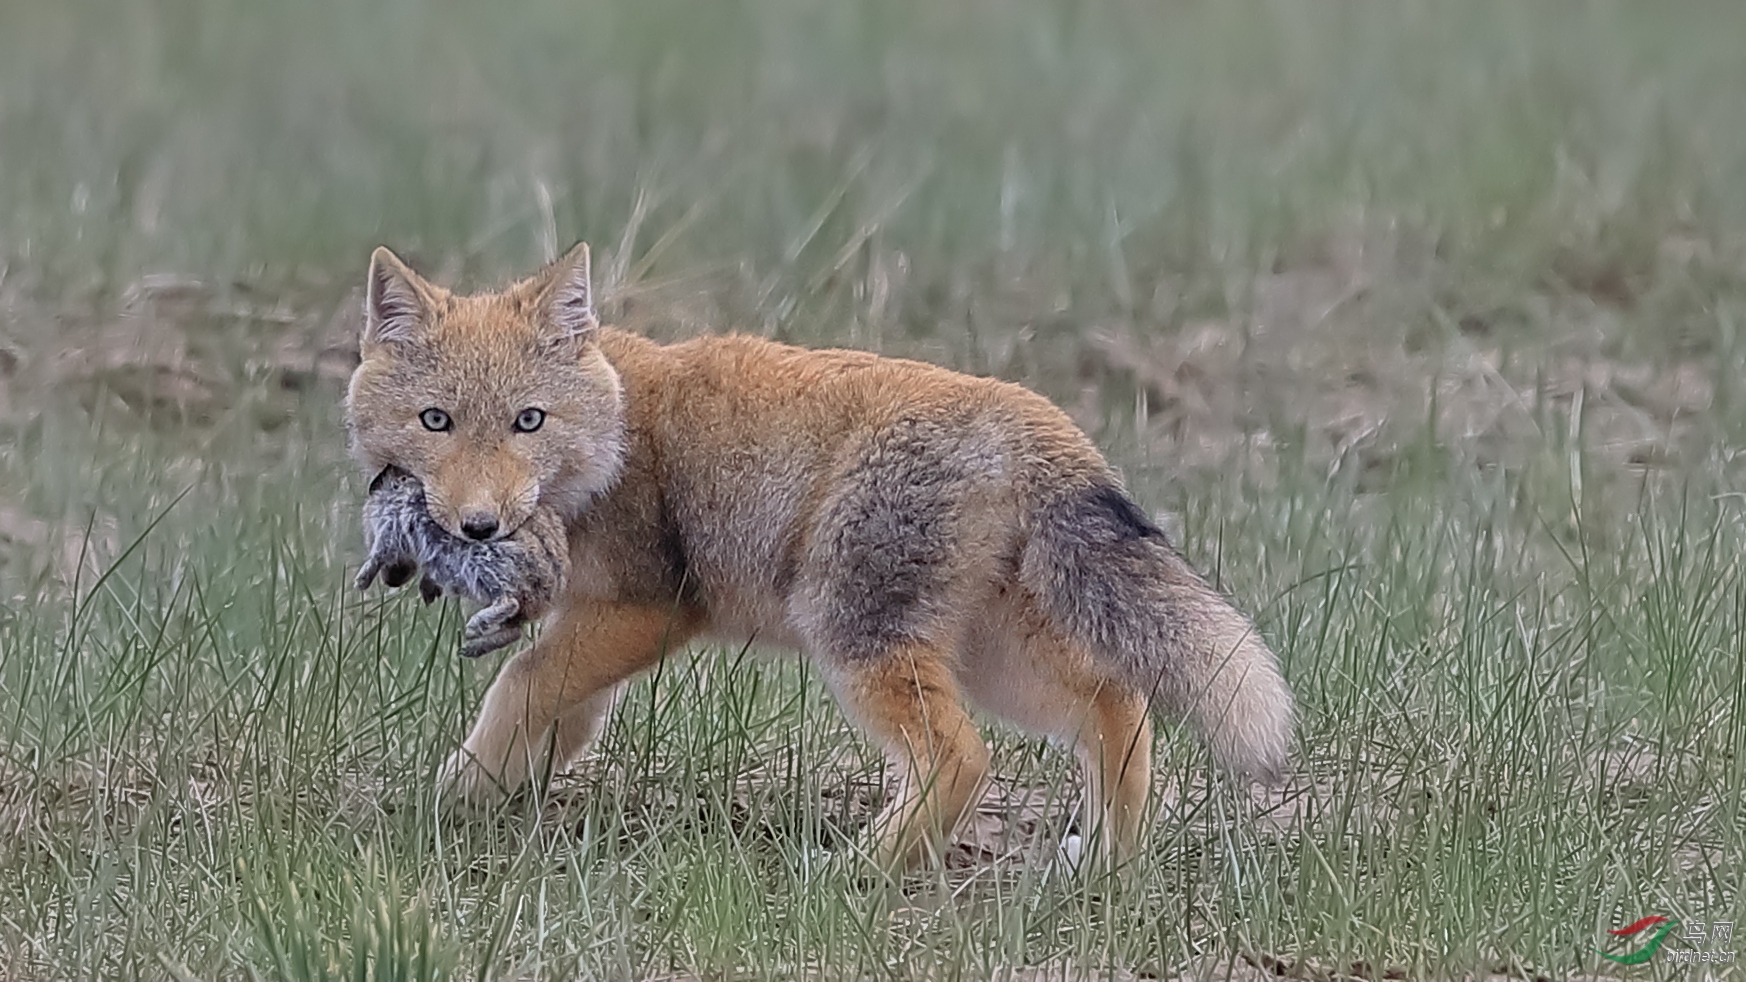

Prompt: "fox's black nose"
[460,514,500,541]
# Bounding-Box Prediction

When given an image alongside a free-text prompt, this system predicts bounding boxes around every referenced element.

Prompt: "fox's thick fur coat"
[345,242,1294,868]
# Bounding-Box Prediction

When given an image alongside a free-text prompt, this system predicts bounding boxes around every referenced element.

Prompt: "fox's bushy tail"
[1022,483,1293,782]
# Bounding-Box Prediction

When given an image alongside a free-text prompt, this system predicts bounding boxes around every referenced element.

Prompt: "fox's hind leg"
[1073,687,1152,864]
[960,588,1152,864]
[794,420,1012,869]
[441,598,700,806]
[821,644,990,872]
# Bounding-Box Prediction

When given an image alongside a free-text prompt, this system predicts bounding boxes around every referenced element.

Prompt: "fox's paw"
[437,748,514,811]
[1054,833,1087,877]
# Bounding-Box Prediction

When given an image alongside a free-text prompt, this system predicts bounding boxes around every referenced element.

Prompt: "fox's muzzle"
[460,511,501,541]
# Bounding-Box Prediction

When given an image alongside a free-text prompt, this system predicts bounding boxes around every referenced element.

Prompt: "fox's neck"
[541,328,666,521]
[523,328,649,520]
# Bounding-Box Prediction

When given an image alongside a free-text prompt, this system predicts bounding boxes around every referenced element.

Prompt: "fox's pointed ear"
[539,242,598,342]
[363,246,433,347]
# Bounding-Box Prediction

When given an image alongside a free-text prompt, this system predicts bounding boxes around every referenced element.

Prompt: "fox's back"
[586,330,1110,642]
[616,330,1109,483]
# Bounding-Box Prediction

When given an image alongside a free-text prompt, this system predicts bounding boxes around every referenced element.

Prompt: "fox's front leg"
[440,599,701,806]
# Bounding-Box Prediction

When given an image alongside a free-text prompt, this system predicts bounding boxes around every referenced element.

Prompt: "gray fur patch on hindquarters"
[357,467,568,658]
[797,417,979,659]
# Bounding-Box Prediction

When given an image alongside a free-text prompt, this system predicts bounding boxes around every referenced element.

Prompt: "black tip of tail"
[1075,484,1166,543]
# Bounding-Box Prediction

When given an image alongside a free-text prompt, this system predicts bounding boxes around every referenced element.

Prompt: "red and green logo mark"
[1598,916,1679,965]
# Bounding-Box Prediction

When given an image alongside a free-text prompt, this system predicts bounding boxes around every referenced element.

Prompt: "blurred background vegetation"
[7,2,1746,458]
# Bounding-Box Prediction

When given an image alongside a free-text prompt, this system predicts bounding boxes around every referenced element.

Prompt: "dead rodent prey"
[355,466,570,658]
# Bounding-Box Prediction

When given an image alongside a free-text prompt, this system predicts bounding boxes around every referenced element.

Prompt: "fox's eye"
[419,408,452,432]
[513,408,546,433]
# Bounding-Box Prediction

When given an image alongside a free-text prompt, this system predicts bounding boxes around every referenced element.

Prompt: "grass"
[3,1,1746,978]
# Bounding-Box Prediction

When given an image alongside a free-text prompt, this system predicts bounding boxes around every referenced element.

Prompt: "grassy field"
[4,1,1746,979]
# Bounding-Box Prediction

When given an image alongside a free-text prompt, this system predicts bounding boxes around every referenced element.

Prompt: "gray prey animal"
[356,466,571,658]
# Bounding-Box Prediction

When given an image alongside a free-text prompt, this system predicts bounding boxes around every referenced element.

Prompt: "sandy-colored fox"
[345,242,1293,868]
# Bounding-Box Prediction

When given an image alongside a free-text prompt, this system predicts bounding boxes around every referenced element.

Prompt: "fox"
[356,465,570,659]
[344,241,1293,869]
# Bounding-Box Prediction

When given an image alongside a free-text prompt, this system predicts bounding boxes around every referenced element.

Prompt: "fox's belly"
[563,477,813,651]
[696,582,809,653]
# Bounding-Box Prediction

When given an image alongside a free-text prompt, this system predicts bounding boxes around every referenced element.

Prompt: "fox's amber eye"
[513,408,546,433]
[419,408,452,432]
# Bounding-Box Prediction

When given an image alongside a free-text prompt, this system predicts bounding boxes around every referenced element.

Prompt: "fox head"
[344,242,626,541]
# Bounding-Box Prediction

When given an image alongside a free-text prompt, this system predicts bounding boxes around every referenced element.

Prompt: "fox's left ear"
[538,242,599,343]
[362,246,436,348]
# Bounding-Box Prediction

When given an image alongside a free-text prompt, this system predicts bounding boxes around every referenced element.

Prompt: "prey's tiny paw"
[380,559,418,589]
[358,556,418,591]
[466,597,523,636]
[459,627,523,659]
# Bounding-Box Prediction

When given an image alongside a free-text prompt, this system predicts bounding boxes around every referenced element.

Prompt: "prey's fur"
[357,466,570,658]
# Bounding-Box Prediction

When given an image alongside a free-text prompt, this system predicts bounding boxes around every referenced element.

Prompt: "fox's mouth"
[434,509,533,544]
[367,465,407,495]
